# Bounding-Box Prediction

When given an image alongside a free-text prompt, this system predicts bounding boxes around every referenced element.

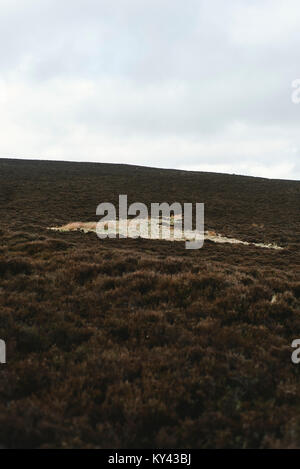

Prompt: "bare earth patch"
[48,219,283,250]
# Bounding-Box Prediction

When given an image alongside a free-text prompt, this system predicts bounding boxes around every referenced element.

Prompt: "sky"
[0,0,300,180]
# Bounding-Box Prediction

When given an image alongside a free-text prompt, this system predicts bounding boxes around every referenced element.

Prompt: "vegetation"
[0,158,299,448]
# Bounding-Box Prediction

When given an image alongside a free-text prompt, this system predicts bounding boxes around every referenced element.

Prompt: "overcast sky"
[0,0,300,180]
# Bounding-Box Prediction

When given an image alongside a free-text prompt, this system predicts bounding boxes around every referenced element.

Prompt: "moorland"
[0,158,299,448]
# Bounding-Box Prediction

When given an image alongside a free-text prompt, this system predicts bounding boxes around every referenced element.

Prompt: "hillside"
[0,158,299,448]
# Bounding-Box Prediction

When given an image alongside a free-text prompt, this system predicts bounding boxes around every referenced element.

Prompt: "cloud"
[0,0,299,180]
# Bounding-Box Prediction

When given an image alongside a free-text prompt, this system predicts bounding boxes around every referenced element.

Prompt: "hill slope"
[0,158,299,448]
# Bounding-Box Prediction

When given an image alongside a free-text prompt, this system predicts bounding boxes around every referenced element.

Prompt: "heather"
[0,158,299,448]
